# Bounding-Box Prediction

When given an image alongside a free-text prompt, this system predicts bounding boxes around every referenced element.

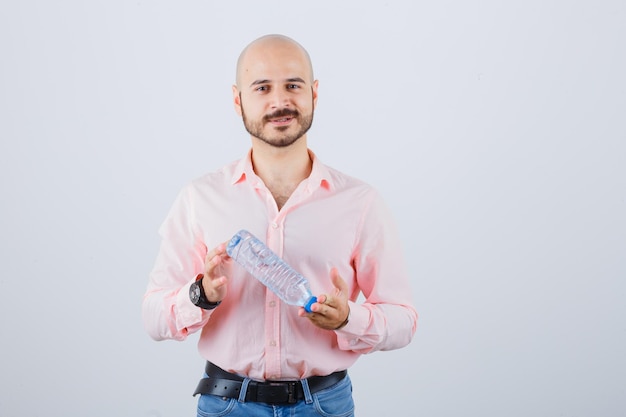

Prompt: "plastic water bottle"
[226,229,317,313]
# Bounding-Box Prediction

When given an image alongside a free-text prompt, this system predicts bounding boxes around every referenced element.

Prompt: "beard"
[240,95,314,148]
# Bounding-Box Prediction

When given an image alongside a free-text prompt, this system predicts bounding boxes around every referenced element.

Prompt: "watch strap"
[191,274,221,310]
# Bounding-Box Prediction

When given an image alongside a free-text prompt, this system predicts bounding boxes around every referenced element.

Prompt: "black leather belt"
[193,362,347,404]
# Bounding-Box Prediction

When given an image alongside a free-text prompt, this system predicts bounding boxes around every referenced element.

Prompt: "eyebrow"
[249,77,307,87]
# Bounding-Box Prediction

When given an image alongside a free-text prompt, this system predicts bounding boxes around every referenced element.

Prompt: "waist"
[193,361,348,404]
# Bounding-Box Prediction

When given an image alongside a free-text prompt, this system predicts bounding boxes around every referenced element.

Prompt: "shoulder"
[185,159,241,192]
[323,163,379,198]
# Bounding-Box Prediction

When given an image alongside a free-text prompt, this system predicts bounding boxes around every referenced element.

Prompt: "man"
[142,34,418,416]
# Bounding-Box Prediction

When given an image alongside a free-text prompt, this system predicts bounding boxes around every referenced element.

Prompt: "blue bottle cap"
[304,296,317,313]
[226,233,242,257]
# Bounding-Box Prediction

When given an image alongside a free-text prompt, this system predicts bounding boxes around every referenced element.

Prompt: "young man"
[142,34,418,416]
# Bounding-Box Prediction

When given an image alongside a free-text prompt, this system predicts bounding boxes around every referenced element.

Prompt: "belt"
[193,362,347,404]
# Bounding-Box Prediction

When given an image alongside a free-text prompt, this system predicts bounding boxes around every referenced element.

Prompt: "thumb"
[330,267,349,295]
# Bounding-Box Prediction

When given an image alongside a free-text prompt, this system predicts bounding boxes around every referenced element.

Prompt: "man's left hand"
[299,267,350,330]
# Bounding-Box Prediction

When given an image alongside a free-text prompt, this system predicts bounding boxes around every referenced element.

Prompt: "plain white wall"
[1,1,624,416]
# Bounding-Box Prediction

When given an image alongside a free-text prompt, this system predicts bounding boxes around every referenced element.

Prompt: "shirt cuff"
[174,280,205,331]
[335,301,362,334]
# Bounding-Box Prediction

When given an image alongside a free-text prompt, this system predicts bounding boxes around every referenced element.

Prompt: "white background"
[1,1,625,416]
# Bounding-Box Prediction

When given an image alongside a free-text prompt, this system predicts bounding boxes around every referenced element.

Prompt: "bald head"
[231,34,318,149]
[235,34,314,88]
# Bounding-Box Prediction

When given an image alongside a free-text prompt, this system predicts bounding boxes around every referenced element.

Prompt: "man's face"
[234,42,318,147]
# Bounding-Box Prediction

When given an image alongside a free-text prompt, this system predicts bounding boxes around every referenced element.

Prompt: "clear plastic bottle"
[226,229,317,312]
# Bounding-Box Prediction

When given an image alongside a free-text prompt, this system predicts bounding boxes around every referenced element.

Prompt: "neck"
[250,137,312,208]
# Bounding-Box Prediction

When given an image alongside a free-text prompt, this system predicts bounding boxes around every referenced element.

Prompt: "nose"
[269,88,290,109]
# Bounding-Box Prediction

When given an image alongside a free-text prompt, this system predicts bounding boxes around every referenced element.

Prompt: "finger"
[205,254,222,276]
[330,268,349,296]
[205,243,224,263]
[310,300,331,315]
[318,268,345,306]
[316,294,328,305]
[205,243,229,274]
[212,276,227,290]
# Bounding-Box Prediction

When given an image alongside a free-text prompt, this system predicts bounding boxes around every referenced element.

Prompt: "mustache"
[264,108,299,121]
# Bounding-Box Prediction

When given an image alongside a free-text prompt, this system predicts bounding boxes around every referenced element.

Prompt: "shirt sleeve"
[335,191,418,353]
[142,186,212,341]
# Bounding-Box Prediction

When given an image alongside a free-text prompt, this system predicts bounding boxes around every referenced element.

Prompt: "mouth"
[265,110,299,126]
[268,116,294,125]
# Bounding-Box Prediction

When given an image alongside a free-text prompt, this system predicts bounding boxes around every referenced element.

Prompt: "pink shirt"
[142,150,417,380]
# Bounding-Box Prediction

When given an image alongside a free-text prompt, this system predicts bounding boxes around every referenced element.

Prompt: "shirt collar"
[230,148,333,192]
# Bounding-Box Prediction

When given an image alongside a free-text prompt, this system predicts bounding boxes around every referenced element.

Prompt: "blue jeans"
[197,373,354,417]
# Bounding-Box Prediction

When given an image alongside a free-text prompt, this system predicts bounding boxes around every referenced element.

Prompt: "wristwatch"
[189,274,221,310]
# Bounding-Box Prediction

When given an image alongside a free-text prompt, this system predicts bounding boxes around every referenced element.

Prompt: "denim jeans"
[197,373,354,417]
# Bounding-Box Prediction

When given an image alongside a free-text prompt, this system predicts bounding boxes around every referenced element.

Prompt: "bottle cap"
[304,296,317,313]
[226,232,243,257]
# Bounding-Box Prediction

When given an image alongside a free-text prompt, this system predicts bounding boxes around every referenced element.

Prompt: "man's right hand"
[202,242,231,303]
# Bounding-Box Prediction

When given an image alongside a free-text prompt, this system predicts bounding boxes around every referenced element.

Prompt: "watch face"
[190,283,201,304]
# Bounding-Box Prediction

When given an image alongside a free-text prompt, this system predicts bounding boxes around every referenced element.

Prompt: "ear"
[232,85,242,116]
[312,80,319,109]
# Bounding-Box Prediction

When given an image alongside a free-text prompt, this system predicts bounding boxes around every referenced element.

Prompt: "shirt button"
[271,222,278,229]
[269,340,277,347]
[269,301,276,307]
